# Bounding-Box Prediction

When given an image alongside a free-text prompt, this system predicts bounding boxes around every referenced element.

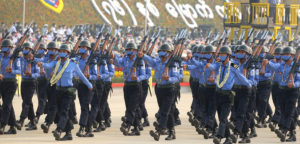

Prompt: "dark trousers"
[155,85,176,130]
[271,83,281,123]
[245,87,257,133]
[278,87,299,131]
[215,90,232,138]
[56,88,74,132]
[77,82,93,126]
[0,80,17,126]
[36,78,48,116]
[20,80,36,121]
[256,80,271,121]
[45,84,58,124]
[233,87,251,134]
[96,82,112,122]
[140,80,149,118]
[202,85,217,129]
[123,83,141,126]
[87,81,104,127]
[190,77,199,112]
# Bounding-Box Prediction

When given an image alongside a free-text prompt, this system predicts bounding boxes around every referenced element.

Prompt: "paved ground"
[0,87,299,144]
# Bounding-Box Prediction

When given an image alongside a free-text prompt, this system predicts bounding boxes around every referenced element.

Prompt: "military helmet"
[91,42,99,51]
[125,42,137,50]
[79,40,91,48]
[237,45,251,54]
[219,46,232,55]
[191,44,198,53]
[22,42,33,50]
[39,43,46,49]
[1,39,13,47]
[273,47,282,54]
[47,41,58,49]
[282,46,295,55]
[158,43,172,52]
[197,45,205,53]
[59,44,71,52]
[203,45,216,53]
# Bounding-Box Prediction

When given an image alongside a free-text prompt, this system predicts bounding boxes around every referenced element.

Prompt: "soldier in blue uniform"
[205,46,251,144]
[265,46,299,142]
[34,43,48,124]
[16,42,40,131]
[113,42,145,136]
[268,47,283,132]
[76,40,97,137]
[139,43,179,141]
[40,43,93,141]
[0,39,21,134]
[40,41,59,133]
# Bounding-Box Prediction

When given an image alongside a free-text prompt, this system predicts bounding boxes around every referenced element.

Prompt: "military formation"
[0,23,299,144]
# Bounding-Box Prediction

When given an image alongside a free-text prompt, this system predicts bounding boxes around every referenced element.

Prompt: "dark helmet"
[273,47,282,54]
[197,45,205,53]
[91,42,99,50]
[79,40,91,48]
[39,43,46,49]
[1,39,13,47]
[219,46,232,55]
[47,41,58,49]
[158,44,172,52]
[282,46,295,55]
[125,42,137,50]
[237,45,251,54]
[203,45,216,53]
[59,44,71,52]
[191,44,198,53]
[22,42,33,50]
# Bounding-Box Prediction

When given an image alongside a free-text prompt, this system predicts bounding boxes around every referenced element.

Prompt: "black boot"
[53,128,62,141]
[165,129,176,140]
[268,122,276,132]
[175,118,181,126]
[153,121,159,130]
[35,115,40,124]
[84,126,94,137]
[223,137,233,144]
[76,126,85,137]
[59,131,73,141]
[230,132,239,143]
[129,127,140,136]
[121,116,126,122]
[94,122,106,132]
[41,123,50,133]
[213,136,222,144]
[72,117,78,124]
[0,123,5,135]
[92,121,98,129]
[4,126,17,134]
[26,120,37,131]
[120,124,131,136]
[150,129,161,141]
[286,130,296,142]
[15,119,24,130]
[143,117,150,127]
[249,127,257,138]
[105,119,111,128]
[239,134,251,143]
[279,129,287,142]
[202,128,212,139]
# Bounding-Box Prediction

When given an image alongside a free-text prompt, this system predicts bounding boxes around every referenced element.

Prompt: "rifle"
[288,32,295,46]
[288,47,300,87]
[6,21,33,73]
[205,31,212,45]
[215,30,226,54]
[70,26,86,58]
[210,32,220,46]
[130,29,149,80]
[249,30,262,49]
[237,30,245,45]
[0,25,14,43]
[244,28,254,45]
[83,24,105,77]
[146,29,161,55]
[65,26,75,44]
[222,29,231,46]
[33,29,48,58]
[269,32,281,54]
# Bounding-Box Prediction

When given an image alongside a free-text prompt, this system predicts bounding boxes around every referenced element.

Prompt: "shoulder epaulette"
[231,63,239,69]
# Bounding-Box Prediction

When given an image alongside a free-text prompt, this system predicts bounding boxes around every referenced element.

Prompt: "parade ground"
[0,87,299,144]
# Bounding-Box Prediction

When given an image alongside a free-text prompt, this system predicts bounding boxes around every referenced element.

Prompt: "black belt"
[258,80,271,86]
[279,86,298,90]
[234,85,249,89]
[22,78,35,82]
[205,84,216,88]
[157,84,175,88]
[124,81,140,86]
[2,78,16,82]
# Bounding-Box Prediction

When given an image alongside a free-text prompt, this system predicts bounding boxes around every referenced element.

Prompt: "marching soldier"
[113,42,145,136]
[39,44,93,141]
[0,39,21,134]
[16,42,40,131]
[205,46,251,144]
[139,43,179,141]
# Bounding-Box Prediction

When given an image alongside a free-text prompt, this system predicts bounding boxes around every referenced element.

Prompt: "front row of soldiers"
[0,37,299,143]
[184,44,300,143]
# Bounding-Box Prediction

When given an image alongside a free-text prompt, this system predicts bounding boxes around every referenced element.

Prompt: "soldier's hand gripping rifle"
[269,32,281,54]
[249,30,261,48]
[243,30,268,76]
[70,26,86,58]
[130,29,149,80]
[146,29,162,56]
[82,24,105,78]
[288,48,300,88]
[6,21,33,73]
